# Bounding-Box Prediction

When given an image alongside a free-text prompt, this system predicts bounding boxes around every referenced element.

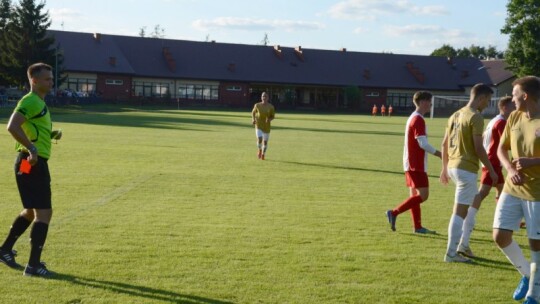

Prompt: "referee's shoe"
[0,249,21,269]
[23,262,53,277]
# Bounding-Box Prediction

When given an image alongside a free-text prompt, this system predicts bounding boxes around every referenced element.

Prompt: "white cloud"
[49,8,83,22]
[353,27,369,34]
[192,17,325,32]
[384,24,443,36]
[328,0,448,20]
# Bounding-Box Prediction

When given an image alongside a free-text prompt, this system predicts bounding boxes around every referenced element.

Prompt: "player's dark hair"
[470,83,493,99]
[413,91,432,107]
[497,96,512,109]
[512,76,540,99]
[27,63,52,80]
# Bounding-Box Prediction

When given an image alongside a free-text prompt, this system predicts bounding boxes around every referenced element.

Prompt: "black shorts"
[14,153,51,209]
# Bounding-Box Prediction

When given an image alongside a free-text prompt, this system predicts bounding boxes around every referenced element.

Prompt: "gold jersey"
[446,106,484,173]
[501,110,540,201]
[252,102,275,133]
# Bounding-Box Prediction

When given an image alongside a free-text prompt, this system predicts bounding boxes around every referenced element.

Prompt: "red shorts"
[405,171,429,188]
[480,166,504,186]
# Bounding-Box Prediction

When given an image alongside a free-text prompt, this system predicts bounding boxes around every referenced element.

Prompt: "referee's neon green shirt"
[14,92,52,159]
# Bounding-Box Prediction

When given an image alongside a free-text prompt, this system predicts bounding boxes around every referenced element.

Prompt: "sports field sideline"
[0,105,529,303]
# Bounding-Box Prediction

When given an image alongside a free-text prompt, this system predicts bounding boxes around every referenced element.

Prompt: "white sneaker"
[444,253,472,263]
[457,245,475,258]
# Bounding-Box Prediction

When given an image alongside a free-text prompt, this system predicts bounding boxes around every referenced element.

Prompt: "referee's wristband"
[28,145,38,154]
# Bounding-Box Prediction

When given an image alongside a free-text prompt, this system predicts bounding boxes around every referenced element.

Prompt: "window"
[66,78,96,95]
[386,93,413,107]
[226,86,242,91]
[132,81,170,97]
[106,79,124,85]
[178,83,219,101]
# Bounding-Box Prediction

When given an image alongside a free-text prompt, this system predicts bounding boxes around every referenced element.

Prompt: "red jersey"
[482,114,506,168]
[403,112,428,172]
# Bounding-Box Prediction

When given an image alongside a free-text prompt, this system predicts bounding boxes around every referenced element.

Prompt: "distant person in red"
[386,91,441,233]
[388,105,393,117]
[372,104,378,116]
[458,96,515,257]
[381,105,386,116]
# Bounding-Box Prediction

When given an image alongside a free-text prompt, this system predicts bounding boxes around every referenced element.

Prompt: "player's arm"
[7,111,39,165]
[513,157,540,171]
[440,131,450,185]
[474,133,498,185]
[416,136,441,158]
[251,106,257,125]
[498,138,523,185]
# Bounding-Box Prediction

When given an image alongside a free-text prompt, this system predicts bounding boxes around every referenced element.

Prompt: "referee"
[0,63,62,277]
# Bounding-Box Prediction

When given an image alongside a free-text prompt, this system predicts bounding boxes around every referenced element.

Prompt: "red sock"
[393,195,423,216]
[411,204,422,230]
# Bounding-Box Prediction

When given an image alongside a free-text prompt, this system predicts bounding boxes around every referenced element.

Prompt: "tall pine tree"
[0,0,13,85]
[0,0,63,88]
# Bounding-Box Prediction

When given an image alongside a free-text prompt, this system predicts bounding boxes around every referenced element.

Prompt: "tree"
[260,33,269,46]
[501,0,540,76]
[0,0,63,88]
[150,24,165,38]
[139,26,146,37]
[0,0,13,85]
[431,44,504,59]
[430,44,457,57]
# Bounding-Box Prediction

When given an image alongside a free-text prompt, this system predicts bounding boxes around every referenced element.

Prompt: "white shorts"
[256,129,270,141]
[448,168,478,205]
[493,192,540,240]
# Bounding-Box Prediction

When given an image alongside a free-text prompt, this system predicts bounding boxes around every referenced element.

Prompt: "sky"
[45,0,510,56]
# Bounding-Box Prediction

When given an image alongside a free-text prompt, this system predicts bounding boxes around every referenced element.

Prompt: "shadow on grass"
[404,233,516,271]
[52,273,235,304]
[272,160,440,178]
[52,110,250,132]
[50,108,413,138]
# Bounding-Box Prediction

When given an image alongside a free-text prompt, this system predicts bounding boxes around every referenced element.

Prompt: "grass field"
[0,105,530,303]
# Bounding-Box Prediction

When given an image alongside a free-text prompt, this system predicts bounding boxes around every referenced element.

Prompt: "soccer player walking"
[386,91,441,233]
[372,104,378,116]
[458,96,515,257]
[440,83,497,263]
[252,92,275,160]
[493,76,540,303]
[0,63,62,277]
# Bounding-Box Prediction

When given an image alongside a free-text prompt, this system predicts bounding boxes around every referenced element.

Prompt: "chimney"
[94,33,101,42]
[461,70,469,78]
[340,48,347,52]
[162,47,176,72]
[363,69,370,80]
[273,45,282,59]
[294,46,304,62]
[109,56,116,66]
[405,62,425,84]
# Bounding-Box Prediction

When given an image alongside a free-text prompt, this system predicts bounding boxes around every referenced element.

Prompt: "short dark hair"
[512,76,540,99]
[413,91,432,107]
[498,96,512,109]
[470,83,493,99]
[27,63,52,80]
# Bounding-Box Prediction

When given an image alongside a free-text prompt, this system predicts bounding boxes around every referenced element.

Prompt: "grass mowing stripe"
[54,174,156,227]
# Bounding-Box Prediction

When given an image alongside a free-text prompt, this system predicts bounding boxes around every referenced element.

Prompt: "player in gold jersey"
[440,83,497,263]
[251,92,275,160]
[493,76,540,303]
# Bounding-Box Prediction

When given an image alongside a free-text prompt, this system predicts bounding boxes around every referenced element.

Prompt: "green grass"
[0,105,529,303]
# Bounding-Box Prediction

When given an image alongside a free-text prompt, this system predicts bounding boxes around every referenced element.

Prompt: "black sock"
[1,216,31,251]
[28,222,49,266]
